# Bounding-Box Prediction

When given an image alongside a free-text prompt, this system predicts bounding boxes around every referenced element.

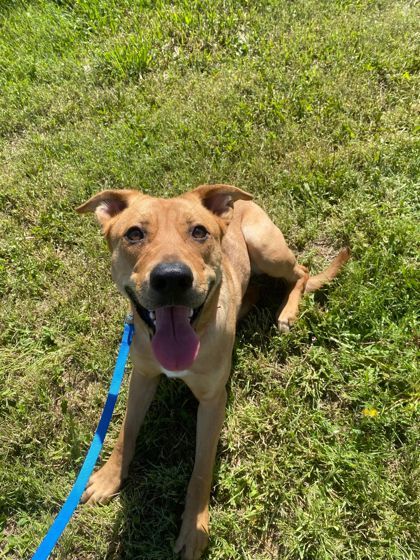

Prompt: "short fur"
[77,185,349,560]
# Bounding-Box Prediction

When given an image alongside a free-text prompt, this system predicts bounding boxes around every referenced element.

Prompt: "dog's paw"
[81,462,122,505]
[277,319,291,333]
[174,514,209,560]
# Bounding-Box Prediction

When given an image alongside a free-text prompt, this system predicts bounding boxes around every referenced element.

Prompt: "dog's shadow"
[104,278,294,559]
[104,377,197,559]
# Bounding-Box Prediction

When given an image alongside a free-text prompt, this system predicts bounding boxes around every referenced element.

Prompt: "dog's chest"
[161,367,191,379]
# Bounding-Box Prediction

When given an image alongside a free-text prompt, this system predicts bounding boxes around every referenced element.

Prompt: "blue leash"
[32,315,135,560]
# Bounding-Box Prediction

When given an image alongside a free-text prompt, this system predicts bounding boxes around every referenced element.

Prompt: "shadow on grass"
[104,378,197,559]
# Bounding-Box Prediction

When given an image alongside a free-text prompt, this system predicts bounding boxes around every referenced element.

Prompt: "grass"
[0,0,419,558]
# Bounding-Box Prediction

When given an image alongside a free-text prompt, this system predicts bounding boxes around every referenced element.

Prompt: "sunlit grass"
[0,1,418,558]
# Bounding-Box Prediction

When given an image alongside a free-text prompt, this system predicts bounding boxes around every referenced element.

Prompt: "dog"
[76,184,349,560]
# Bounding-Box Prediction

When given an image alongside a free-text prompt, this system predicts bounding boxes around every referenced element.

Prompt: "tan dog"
[76,184,349,560]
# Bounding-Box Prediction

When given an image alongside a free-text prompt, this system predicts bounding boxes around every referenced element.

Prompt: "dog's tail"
[305,247,350,293]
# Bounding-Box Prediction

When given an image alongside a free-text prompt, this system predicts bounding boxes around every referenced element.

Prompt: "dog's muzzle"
[124,266,212,372]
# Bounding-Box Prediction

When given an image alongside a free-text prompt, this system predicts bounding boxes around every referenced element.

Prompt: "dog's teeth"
[149,310,156,319]
[188,309,194,318]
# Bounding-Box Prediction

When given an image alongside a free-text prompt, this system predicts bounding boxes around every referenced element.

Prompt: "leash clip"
[125,312,134,324]
[124,313,135,345]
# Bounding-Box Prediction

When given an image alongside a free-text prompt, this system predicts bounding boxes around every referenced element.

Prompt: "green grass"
[0,0,419,558]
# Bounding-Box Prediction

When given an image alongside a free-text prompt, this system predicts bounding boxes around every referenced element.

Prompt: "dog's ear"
[190,184,253,223]
[76,189,140,228]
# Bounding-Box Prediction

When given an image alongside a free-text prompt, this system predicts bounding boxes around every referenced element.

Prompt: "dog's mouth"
[125,286,204,371]
[125,286,205,333]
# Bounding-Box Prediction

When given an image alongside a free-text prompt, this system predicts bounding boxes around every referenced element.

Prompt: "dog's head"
[77,184,252,371]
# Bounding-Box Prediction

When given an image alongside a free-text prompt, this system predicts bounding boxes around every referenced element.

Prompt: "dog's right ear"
[76,189,140,228]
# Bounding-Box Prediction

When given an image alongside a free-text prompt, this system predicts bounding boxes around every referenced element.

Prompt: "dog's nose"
[150,261,194,295]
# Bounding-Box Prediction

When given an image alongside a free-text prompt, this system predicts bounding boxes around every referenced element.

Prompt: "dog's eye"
[125,226,145,243]
[191,225,208,240]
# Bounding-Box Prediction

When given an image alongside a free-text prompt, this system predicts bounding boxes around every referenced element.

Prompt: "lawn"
[0,0,418,559]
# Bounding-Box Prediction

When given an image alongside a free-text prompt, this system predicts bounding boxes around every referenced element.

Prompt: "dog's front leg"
[82,371,160,504]
[174,388,227,560]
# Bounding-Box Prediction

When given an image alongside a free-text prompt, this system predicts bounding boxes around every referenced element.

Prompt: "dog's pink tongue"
[151,306,200,371]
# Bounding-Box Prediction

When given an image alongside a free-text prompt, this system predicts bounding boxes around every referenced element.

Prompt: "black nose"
[150,261,194,296]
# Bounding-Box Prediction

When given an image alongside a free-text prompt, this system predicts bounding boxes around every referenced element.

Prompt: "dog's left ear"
[76,189,140,228]
[190,184,253,223]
